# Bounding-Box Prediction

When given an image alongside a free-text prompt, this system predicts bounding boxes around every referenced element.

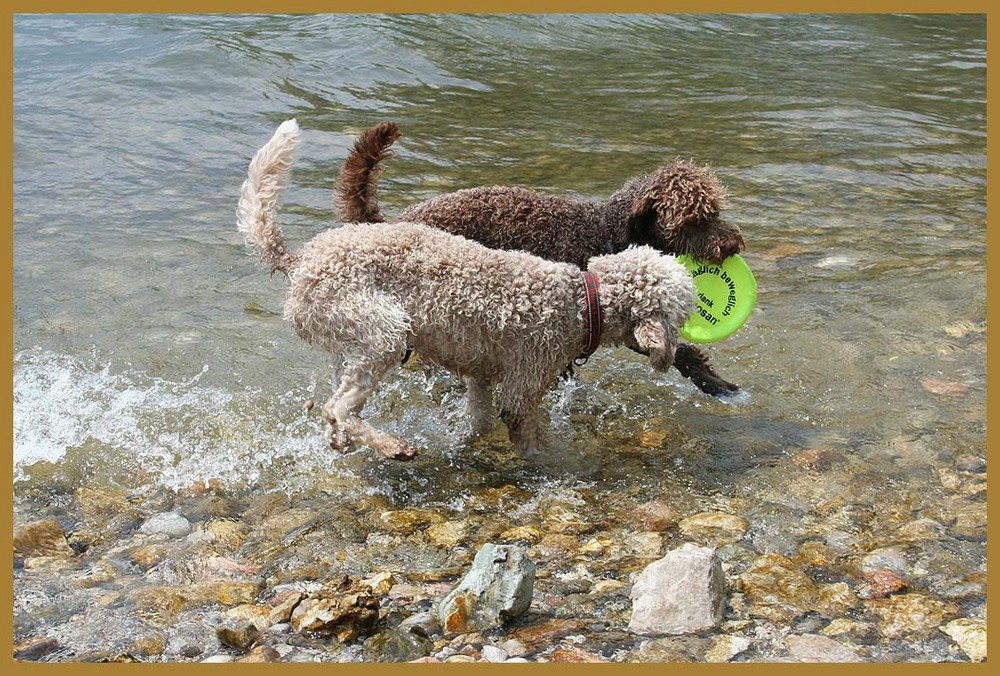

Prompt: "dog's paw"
[377,440,420,461]
[325,423,350,451]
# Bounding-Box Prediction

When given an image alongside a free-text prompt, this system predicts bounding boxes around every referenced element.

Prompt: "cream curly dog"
[237,120,695,460]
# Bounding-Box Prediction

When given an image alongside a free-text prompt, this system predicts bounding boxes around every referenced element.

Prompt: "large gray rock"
[628,543,725,635]
[438,543,535,635]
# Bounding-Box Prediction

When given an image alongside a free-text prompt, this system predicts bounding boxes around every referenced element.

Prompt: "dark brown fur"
[335,122,744,397]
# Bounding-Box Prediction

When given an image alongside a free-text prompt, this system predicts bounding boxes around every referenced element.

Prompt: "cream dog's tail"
[237,119,301,275]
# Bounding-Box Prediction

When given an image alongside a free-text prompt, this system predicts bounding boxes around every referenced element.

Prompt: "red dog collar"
[576,271,604,365]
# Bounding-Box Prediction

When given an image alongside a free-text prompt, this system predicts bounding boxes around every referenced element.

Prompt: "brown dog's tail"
[334,122,401,223]
[237,119,301,275]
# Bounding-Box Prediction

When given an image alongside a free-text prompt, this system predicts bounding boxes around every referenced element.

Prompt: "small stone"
[139,512,191,539]
[360,571,396,596]
[949,507,986,541]
[894,519,945,543]
[268,591,305,625]
[628,543,725,635]
[379,509,445,533]
[921,378,968,395]
[289,578,380,642]
[739,554,819,623]
[624,531,663,558]
[198,519,247,550]
[444,654,477,663]
[500,638,529,657]
[820,618,873,638]
[507,619,585,654]
[399,611,441,638]
[481,645,508,662]
[13,637,61,661]
[129,544,171,570]
[498,526,544,544]
[14,520,74,558]
[940,618,986,662]
[591,579,627,594]
[201,655,235,663]
[678,512,748,544]
[438,543,535,635]
[704,635,751,663]
[216,619,262,650]
[426,521,469,548]
[861,568,908,599]
[363,627,434,662]
[542,505,595,535]
[785,634,864,662]
[236,646,282,663]
[870,594,959,640]
[860,546,909,576]
[223,604,273,630]
[795,541,838,567]
[816,582,859,616]
[954,454,986,473]
[549,646,609,663]
[632,501,680,532]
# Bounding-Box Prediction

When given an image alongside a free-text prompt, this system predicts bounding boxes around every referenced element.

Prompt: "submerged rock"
[628,543,725,636]
[139,512,192,539]
[438,543,535,635]
[289,576,380,642]
[14,520,74,559]
[869,593,959,640]
[362,626,434,662]
[940,618,986,662]
[704,635,752,663]
[785,634,864,662]
[678,512,748,544]
[215,619,262,651]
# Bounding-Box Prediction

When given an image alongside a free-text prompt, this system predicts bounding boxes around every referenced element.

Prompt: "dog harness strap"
[576,271,604,365]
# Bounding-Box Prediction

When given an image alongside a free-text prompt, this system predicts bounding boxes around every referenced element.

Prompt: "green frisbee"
[676,254,757,343]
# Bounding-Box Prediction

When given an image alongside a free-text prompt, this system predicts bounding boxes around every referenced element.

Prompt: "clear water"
[13,14,986,661]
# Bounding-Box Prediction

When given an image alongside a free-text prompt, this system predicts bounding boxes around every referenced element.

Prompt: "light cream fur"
[237,120,696,460]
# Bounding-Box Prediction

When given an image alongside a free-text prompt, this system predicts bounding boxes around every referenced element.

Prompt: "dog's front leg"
[499,395,547,459]
[463,377,495,438]
[321,355,418,461]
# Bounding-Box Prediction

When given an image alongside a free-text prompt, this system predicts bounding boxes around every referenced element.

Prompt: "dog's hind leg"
[321,352,418,461]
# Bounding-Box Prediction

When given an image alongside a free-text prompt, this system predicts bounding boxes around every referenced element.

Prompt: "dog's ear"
[634,320,677,372]
[627,196,659,247]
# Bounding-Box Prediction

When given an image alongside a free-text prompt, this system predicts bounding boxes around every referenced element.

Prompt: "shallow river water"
[13,14,986,663]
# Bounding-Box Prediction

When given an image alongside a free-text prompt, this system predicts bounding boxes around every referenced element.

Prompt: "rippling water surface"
[13,14,986,662]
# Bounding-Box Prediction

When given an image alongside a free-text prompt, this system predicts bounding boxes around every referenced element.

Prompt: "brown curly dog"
[335,122,745,397]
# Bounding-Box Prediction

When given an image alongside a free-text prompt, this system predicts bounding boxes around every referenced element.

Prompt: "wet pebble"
[704,635,752,663]
[678,511,748,544]
[288,577,380,641]
[216,618,262,650]
[14,520,74,558]
[139,512,191,539]
[631,501,680,532]
[784,633,864,662]
[869,593,959,640]
[940,618,986,662]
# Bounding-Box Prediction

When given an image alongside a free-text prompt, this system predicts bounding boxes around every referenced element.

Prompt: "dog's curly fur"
[239,120,695,460]
[335,122,744,396]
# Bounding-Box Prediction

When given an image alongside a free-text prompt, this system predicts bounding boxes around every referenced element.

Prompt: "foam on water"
[12,349,332,490]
